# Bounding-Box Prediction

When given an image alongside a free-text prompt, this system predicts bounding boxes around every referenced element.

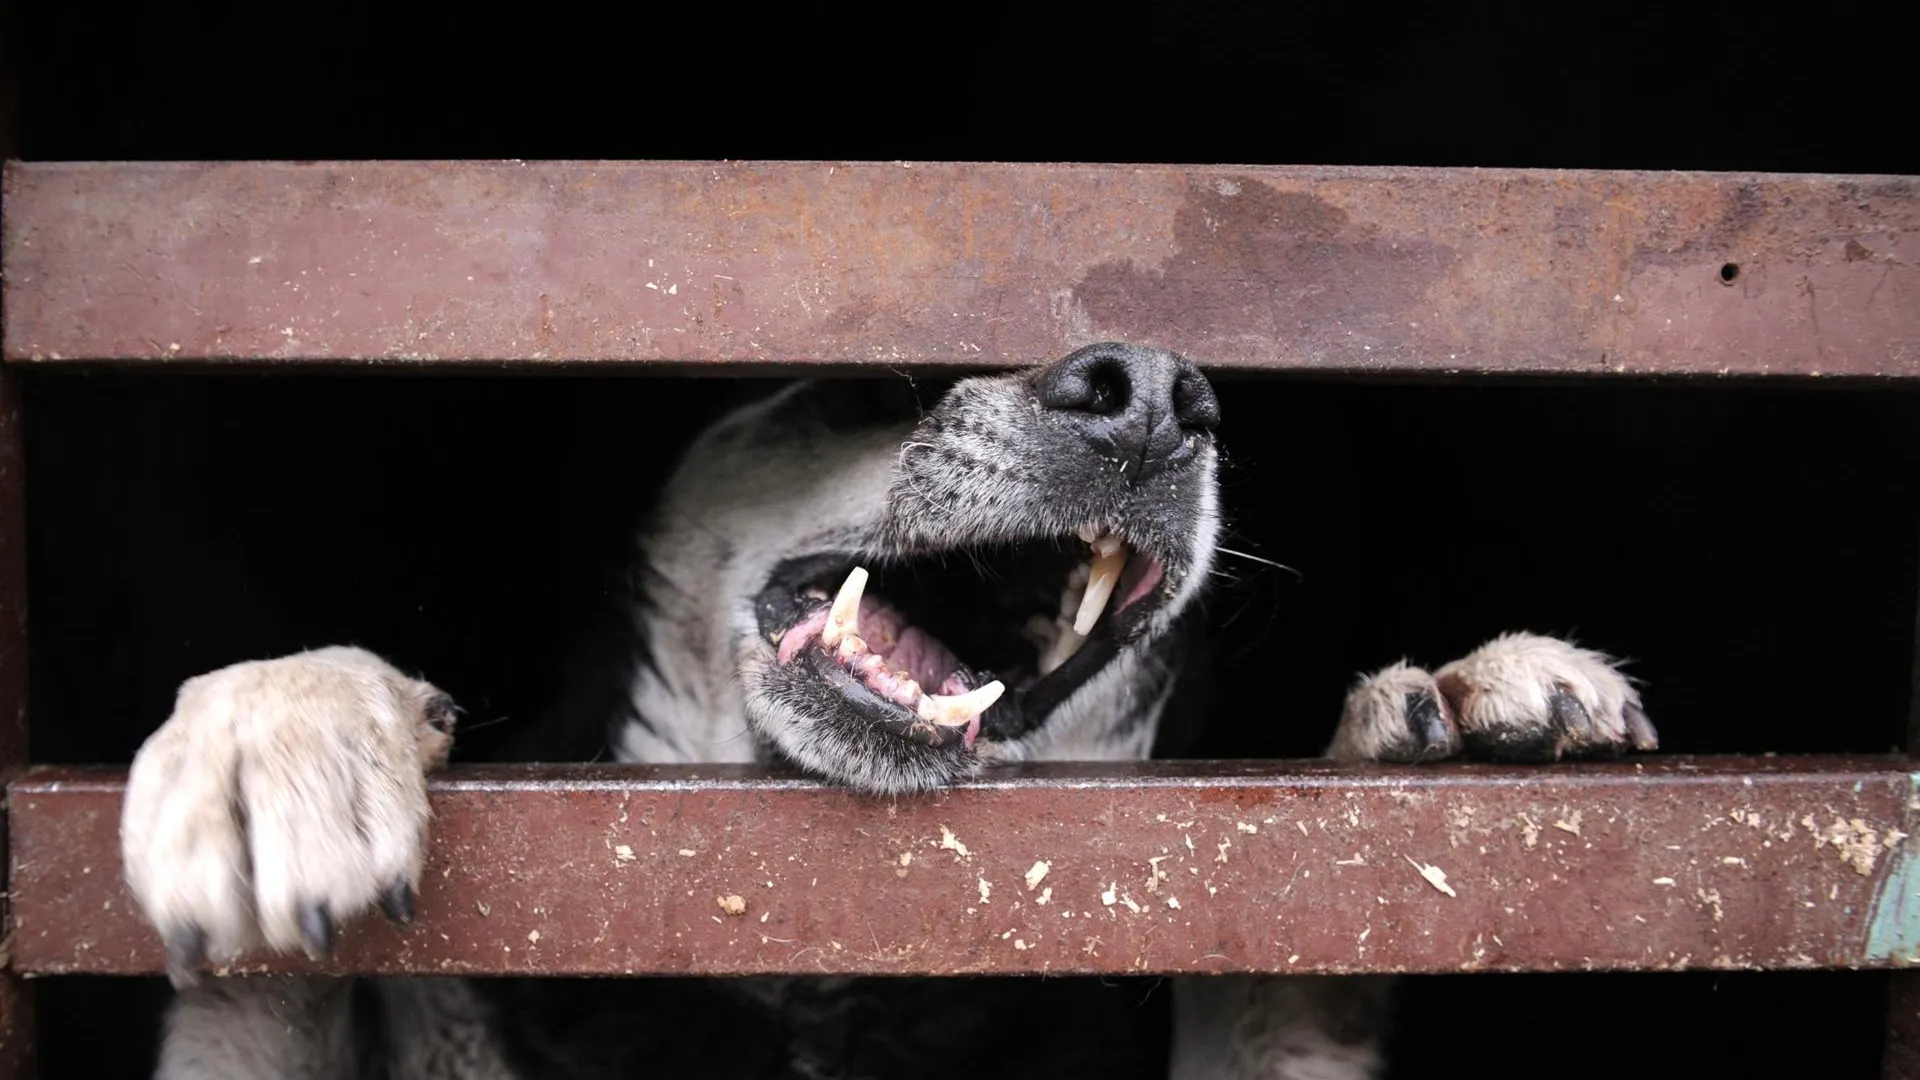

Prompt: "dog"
[120,343,1656,1078]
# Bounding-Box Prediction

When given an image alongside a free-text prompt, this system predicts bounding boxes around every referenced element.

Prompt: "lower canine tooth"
[822,567,868,648]
[917,680,1006,727]
[1073,545,1128,636]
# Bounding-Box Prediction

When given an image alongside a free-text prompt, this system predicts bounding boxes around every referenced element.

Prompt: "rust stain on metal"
[2,162,1915,375]
[10,757,1919,978]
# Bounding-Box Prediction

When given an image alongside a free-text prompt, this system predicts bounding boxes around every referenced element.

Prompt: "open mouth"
[756,527,1169,751]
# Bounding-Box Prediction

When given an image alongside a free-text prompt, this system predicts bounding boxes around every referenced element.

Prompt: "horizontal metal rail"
[4,162,1916,376]
[14,756,1920,978]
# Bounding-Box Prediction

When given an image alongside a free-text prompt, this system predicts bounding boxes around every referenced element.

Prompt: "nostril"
[1083,360,1130,416]
[1172,369,1220,432]
[1034,344,1216,483]
[1036,351,1134,416]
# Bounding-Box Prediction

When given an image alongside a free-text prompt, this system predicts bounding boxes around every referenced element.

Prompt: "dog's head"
[630,343,1222,792]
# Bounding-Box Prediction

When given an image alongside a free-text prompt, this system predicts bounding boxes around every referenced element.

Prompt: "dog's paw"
[1436,632,1657,761]
[121,646,456,987]
[1329,633,1656,764]
[1328,660,1463,763]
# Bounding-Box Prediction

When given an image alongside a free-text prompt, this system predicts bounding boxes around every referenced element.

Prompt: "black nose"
[1034,343,1220,482]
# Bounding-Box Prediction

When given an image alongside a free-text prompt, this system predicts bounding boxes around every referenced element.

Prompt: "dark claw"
[1546,690,1594,735]
[1403,690,1461,761]
[163,924,208,988]
[424,693,461,734]
[1460,691,1571,762]
[379,880,417,926]
[299,902,335,959]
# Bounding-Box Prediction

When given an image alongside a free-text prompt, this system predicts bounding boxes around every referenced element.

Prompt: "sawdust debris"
[1405,856,1457,897]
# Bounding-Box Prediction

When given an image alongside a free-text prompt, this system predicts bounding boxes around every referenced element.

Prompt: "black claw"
[424,693,461,734]
[1403,690,1460,761]
[163,924,208,988]
[299,902,335,959]
[1461,693,1573,762]
[379,881,417,926]
[1546,690,1594,735]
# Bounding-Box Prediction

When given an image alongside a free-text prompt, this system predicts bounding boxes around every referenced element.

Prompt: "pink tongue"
[779,595,963,693]
[1117,558,1165,612]
[856,597,907,653]
[854,596,960,689]
[890,626,960,691]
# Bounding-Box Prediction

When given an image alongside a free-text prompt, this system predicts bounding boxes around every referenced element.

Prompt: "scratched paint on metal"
[1867,845,1920,964]
[8,758,1919,978]
[1865,773,1920,964]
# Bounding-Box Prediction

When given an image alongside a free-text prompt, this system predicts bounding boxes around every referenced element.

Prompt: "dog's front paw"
[1436,632,1657,761]
[121,647,456,986]
[1330,633,1656,763]
[1328,660,1463,763]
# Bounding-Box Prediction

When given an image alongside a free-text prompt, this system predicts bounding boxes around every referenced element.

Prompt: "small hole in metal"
[1718,262,1740,285]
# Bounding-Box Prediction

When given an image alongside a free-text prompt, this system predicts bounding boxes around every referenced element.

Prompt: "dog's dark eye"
[423,693,460,733]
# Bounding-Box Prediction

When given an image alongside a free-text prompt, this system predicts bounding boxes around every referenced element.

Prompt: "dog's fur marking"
[121,345,1655,1079]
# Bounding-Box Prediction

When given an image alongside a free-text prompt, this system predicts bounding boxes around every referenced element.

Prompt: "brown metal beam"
[15,757,1920,979]
[4,162,1916,376]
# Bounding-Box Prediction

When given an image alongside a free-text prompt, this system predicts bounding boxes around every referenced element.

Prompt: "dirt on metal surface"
[3,162,1915,376]
[13,757,1918,978]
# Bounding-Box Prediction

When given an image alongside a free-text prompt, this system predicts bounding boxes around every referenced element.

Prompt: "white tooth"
[1038,623,1088,676]
[822,567,868,648]
[1076,524,1101,544]
[1073,544,1128,635]
[1091,533,1125,558]
[836,634,869,662]
[1059,561,1092,618]
[1023,614,1060,651]
[917,680,1007,727]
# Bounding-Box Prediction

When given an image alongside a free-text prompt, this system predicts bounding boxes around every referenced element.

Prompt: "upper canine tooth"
[1073,544,1129,635]
[1038,623,1088,676]
[822,567,868,648]
[917,680,1007,727]
[1076,524,1101,545]
[1090,533,1125,558]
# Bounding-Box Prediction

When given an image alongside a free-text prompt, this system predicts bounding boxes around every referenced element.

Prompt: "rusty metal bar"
[4,162,1916,376]
[14,756,1920,979]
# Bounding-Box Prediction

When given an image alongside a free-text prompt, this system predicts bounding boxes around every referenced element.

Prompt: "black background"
[7,0,1913,1075]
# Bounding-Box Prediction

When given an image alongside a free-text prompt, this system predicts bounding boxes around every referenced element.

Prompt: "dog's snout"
[1035,343,1218,482]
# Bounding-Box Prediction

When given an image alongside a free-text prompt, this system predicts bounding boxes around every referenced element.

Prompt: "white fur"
[1172,976,1388,1080]
[123,646,452,976]
[1327,660,1451,763]
[1437,631,1649,752]
[1328,632,1655,763]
